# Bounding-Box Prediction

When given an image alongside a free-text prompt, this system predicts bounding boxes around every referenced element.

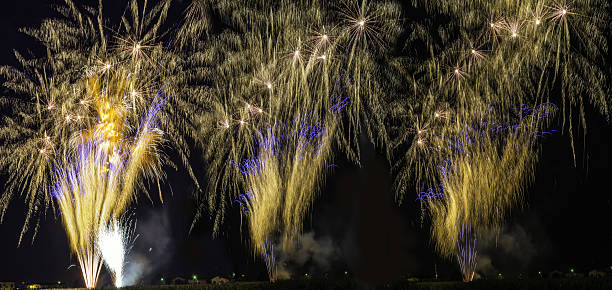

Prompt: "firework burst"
[234,113,337,280]
[52,92,165,287]
[392,6,607,279]
[177,0,401,237]
[405,102,556,280]
[395,0,609,162]
[0,0,202,244]
[0,1,201,287]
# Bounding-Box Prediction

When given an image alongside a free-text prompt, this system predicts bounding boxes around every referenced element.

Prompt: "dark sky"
[1,0,611,287]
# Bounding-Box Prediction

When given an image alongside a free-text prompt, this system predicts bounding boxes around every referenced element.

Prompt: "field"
[43,277,612,290]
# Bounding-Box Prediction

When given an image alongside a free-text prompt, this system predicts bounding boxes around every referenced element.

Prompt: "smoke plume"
[476,225,537,278]
[122,209,173,285]
[276,231,339,279]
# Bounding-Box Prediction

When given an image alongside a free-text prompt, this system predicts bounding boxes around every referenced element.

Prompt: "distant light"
[57,281,61,285]
[471,49,475,54]
[490,23,495,28]
[535,19,541,25]
[161,277,164,282]
[322,34,328,40]
[512,32,517,38]
[344,271,348,275]
[538,271,542,275]
[359,20,365,26]
[193,274,197,280]
[562,9,567,15]
[570,268,574,273]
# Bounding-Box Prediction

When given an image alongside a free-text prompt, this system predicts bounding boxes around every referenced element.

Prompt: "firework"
[407,103,555,281]
[391,1,606,279]
[261,241,277,282]
[178,0,401,235]
[455,226,477,282]
[52,138,105,288]
[394,0,609,163]
[224,44,358,280]
[97,215,137,288]
[0,2,175,286]
[392,2,607,274]
[0,0,201,244]
[234,113,336,280]
[52,92,165,287]
[176,1,401,279]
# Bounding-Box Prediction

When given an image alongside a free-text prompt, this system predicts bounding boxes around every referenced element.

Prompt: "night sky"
[1,0,611,287]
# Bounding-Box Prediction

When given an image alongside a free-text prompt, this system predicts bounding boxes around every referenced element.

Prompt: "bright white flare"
[97,218,135,288]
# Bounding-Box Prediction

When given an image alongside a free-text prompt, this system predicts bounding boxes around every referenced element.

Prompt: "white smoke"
[476,225,537,278]
[475,255,497,277]
[276,231,339,279]
[122,209,172,286]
